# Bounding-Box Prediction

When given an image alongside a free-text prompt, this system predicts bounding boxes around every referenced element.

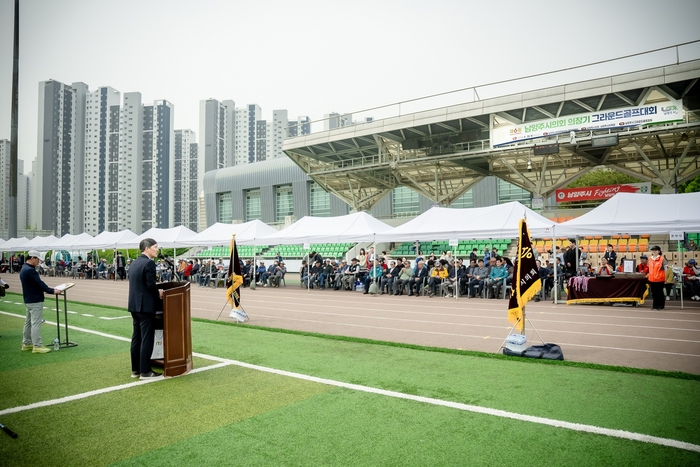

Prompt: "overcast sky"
[1,0,699,167]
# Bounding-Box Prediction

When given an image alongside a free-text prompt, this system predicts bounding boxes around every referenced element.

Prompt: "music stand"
[54,283,78,348]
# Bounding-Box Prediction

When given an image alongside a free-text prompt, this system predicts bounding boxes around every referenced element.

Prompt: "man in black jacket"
[409,260,429,296]
[603,243,618,270]
[380,259,403,294]
[563,239,578,278]
[304,260,324,289]
[115,251,126,280]
[128,238,164,380]
[20,250,61,354]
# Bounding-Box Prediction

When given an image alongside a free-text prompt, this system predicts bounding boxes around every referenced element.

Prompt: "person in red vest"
[683,259,700,301]
[646,246,666,311]
[636,255,649,275]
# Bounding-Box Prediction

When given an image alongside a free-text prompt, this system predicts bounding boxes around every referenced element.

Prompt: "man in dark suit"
[116,251,126,280]
[128,238,164,380]
[409,259,429,296]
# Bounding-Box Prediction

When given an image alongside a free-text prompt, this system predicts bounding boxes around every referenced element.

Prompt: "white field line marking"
[252,314,700,358]
[0,361,234,417]
[229,359,700,454]
[82,314,94,317]
[99,315,131,320]
[239,297,700,323]
[235,299,700,325]
[1,311,699,453]
[249,308,700,344]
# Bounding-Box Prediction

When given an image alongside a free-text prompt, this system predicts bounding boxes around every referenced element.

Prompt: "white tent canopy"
[82,229,138,250]
[10,235,59,252]
[556,192,700,236]
[0,237,29,252]
[258,212,393,245]
[122,225,197,249]
[375,202,557,242]
[48,233,95,251]
[181,220,277,247]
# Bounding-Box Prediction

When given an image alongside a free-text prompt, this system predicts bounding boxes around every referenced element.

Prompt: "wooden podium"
[154,281,193,377]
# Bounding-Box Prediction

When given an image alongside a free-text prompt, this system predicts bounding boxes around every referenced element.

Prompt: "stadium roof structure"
[283,44,700,212]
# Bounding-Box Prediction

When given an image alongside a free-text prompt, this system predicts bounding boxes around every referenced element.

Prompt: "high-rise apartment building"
[256,120,267,161]
[323,112,353,131]
[84,86,120,234]
[17,159,30,232]
[234,104,261,165]
[34,80,88,236]
[266,109,288,160]
[174,129,198,231]
[1,144,31,235]
[287,116,311,138]
[198,99,234,176]
[118,92,143,232]
[141,100,175,232]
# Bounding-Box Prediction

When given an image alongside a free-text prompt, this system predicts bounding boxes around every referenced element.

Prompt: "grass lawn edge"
[192,317,700,381]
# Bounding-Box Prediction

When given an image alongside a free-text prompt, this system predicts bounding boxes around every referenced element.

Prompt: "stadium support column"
[434,164,440,205]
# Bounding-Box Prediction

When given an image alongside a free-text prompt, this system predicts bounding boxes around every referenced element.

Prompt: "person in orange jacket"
[646,246,666,311]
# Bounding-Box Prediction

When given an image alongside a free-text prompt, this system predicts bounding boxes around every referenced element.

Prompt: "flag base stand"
[497,311,545,353]
[497,312,564,360]
[215,299,249,323]
[229,307,248,323]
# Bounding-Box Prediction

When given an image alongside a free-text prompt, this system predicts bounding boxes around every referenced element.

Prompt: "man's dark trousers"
[131,311,156,374]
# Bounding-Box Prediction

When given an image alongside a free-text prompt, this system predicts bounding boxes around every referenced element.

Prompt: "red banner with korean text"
[555,183,650,203]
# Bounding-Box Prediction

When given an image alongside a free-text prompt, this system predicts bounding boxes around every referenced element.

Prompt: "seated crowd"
[106,239,700,304]
[286,247,522,299]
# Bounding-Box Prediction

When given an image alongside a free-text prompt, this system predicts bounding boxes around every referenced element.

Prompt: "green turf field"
[1,293,699,466]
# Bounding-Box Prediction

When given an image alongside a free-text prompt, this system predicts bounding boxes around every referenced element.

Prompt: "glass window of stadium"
[451,189,474,209]
[310,181,331,217]
[218,192,232,223]
[392,186,419,217]
[246,189,262,221]
[498,179,532,207]
[275,184,294,222]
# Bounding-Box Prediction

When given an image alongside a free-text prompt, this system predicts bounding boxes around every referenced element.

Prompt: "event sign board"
[491,99,684,147]
[555,182,651,203]
[670,231,685,241]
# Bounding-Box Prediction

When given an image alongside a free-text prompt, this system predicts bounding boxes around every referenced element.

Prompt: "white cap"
[28,250,41,259]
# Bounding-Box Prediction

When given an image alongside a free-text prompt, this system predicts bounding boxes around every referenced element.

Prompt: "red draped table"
[566,275,649,305]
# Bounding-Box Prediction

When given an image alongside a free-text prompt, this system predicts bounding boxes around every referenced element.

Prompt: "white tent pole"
[552,224,559,304]
[455,241,459,300]
[251,249,256,290]
[679,240,684,310]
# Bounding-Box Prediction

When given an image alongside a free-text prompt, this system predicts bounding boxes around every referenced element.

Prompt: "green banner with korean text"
[491,99,683,147]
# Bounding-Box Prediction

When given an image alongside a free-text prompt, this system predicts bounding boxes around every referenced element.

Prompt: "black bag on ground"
[503,343,564,360]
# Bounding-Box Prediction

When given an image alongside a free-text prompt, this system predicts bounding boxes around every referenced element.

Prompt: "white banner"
[491,100,684,147]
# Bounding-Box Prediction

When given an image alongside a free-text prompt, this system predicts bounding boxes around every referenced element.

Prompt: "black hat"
[650,245,661,251]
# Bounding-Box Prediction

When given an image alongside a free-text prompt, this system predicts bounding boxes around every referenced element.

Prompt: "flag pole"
[250,245,256,290]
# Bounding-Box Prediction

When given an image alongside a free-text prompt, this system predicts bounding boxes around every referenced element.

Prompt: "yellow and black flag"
[226,236,246,321]
[507,218,541,333]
